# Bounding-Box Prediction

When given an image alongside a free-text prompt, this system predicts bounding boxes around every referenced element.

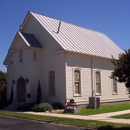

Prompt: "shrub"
[32,103,52,112]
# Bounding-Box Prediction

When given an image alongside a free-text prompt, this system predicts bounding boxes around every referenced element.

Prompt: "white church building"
[4,11,129,106]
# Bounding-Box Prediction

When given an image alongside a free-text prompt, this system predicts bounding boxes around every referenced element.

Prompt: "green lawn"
[1,103,130,129]
[0,110,130,130]
[77,103,130,115]
[112,113,130,119]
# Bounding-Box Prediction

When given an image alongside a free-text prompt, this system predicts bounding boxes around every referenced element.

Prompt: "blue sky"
[1,0,130,72]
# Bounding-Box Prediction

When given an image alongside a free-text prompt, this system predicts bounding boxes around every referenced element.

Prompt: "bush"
[31,103,52,112]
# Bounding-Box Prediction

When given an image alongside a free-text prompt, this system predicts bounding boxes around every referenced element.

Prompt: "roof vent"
[57,21,61,33]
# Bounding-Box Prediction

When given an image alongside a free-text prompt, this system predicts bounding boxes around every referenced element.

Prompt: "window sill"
[112,93,118,95]
[73,94,82,97]
[95,93,102,96]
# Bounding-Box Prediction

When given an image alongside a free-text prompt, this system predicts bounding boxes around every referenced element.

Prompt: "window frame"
[95,70,101,95]
[73,68,81,96]
[112,78,118,95]
[48,70,56,96]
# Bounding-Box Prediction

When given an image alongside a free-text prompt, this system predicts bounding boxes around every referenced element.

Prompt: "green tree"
[36,80,42,104]
[0,70,7,101]
[111,49,130,88]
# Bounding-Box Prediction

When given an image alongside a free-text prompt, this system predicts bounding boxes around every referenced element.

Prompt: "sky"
[0,0,130,72]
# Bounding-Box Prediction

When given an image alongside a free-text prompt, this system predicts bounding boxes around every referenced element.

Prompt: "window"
[49,71,55,95]
[19,49,22,62]
[33,51,37,61]
[95,71,101,94]
[74,70,81,95]
[113,78,117,94]
[126,87,130,94]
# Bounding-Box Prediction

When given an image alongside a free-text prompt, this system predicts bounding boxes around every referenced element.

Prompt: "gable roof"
[3,31,42,65]
[30,11,123,59]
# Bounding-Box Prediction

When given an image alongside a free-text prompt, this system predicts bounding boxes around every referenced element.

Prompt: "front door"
[17,77,26,102]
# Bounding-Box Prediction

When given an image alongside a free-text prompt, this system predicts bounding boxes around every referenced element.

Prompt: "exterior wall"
[93,58,129,102]
[22,16,66,104]
[65,53,129,105]
[6,14,129,106]
[65,53,92,105]
[7,36,30,103]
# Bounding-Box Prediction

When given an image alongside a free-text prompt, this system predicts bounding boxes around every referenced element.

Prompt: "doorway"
[17,77,26,102]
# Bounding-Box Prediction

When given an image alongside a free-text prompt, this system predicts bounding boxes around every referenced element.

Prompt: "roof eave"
[54,50,115,60]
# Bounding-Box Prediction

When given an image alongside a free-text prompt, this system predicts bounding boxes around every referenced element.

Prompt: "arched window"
[19,49,23,62]
[48,71,55,95]
[74,70,81,95]
[95,71,101,94]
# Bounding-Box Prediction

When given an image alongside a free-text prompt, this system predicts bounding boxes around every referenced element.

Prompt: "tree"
[36,80,42,104]
[0,70,7,101]
[111,49,130,88]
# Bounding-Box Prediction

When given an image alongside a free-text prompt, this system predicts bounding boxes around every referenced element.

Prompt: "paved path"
[22,110,130,124]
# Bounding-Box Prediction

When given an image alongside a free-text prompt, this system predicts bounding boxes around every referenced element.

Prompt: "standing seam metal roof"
[30,12,123,59]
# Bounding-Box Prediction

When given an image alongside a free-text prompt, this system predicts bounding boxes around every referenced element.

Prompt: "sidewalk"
[22,109,130,124]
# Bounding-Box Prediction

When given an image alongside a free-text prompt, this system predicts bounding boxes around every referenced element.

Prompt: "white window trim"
[112,78,118,95]
[94,70,102,96]
[72,68,82,97]
[48,69,56,96]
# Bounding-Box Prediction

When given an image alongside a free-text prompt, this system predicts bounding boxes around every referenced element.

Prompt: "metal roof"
[30,12,123,59]
[21,32,43,48]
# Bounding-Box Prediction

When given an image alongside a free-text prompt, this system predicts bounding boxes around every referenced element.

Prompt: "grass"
[77,103,130,116]
[112,113,130,119]
[0,110,130,130]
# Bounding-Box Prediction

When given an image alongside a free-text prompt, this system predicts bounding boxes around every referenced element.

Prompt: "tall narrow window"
[33,51,37,61]
[74,70,81,95]
[95,71,101,94]
[19,49,22,62]
[49,71,55,95]
[113,78,117,94]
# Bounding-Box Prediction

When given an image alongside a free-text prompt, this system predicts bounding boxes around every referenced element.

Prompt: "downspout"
[91,59,94,97]
[64,51,67,106]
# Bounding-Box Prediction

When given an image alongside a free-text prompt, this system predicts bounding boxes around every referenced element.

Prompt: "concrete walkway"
[22,109,130,124]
